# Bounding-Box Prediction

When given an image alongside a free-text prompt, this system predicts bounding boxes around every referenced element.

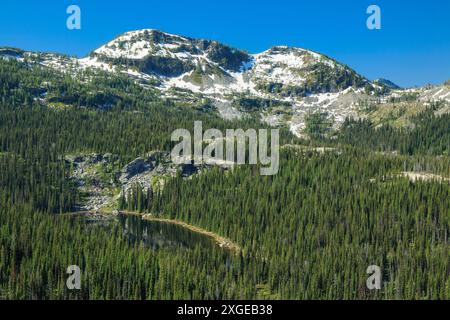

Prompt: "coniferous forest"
[1,51,450,300]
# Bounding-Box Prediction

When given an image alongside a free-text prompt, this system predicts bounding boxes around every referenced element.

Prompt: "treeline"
[0,56,159,109]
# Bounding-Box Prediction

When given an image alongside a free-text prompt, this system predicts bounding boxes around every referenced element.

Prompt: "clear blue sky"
[0,0,449,87]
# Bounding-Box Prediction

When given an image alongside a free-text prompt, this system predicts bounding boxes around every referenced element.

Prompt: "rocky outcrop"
[119,157,154,184]
[65,153,120,211]
[67,150,236,212]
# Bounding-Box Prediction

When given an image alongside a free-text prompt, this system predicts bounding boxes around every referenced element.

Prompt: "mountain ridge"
[1,29,449,137]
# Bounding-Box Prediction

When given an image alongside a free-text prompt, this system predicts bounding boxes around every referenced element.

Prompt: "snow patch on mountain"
[94,29,190,60]
[78,56,116,72]
[288,88,363,136]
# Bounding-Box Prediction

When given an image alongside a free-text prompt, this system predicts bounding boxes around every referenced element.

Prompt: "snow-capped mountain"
[2,29,449,137]
[78,29,375,135]
[87,29,368,96]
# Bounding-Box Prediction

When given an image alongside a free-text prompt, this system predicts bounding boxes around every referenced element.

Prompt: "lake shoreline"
[120,211,241,254]
[65,210,241,254]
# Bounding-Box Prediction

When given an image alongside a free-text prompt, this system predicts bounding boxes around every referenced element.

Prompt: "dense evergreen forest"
[126,150,450,299]
[337,105,450,156]
[0,57,449,299]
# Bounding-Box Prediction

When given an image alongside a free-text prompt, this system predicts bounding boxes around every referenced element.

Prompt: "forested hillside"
[1,48,450,300]
[337,106,450,156]
[126,149,450,299]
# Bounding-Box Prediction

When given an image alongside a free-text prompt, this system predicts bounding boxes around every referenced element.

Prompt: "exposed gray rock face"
[0,48,24,59]
[180,162,199,177]
[67,150,236,211]
[65,153,120,211]
[65,153,118,166]
[119,157,154,184]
